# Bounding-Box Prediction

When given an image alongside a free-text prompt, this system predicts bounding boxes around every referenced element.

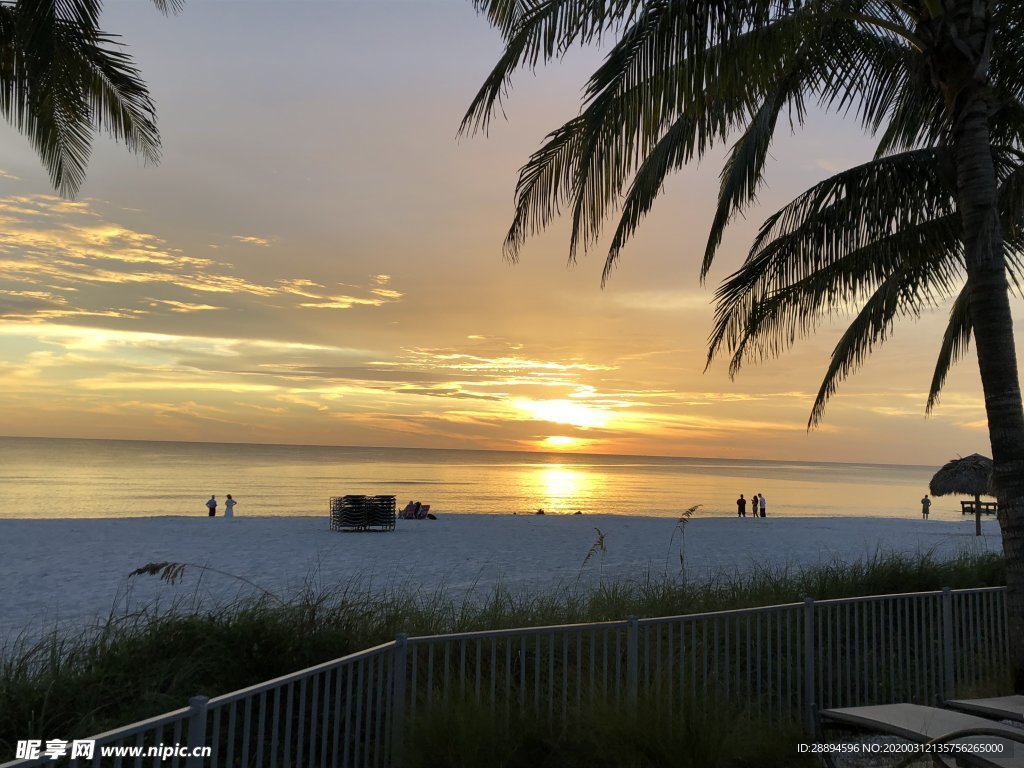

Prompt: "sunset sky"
[0,0,1011,465]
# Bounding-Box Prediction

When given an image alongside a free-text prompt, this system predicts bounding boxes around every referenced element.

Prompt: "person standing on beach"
[737,494,746,518]
[224,494,237,518]
[751,493,759,519]
[206,495,217,517]
[759,494,767,518]
[921,494,931,519]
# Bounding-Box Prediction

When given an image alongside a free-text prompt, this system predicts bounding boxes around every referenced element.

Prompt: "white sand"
[0,514,1002,641]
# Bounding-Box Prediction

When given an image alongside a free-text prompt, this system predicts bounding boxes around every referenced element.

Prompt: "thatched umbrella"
[929,453,994,536]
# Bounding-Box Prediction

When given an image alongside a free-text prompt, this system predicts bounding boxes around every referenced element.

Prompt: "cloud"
[146,299,225,313]
[0,322,368,356]
[399,348,615,375]
[611,290,711,312]
[0,194,402,328]
[0,289,69,313]
[814,159,846,174]
[299,294,394,309]
[232,235,272,247]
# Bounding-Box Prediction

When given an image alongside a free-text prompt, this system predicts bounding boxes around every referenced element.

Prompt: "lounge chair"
[329,494,396,531]
[947,696,1024,723]
[330,495,368,531]
[366,495,397,530]
[820,703,1024,767]
[414,503,430,520]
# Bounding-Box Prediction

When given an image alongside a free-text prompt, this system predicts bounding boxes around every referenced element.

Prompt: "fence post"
[626,616,639,707]
[942,587,955,700]
[803,598,816,735]
[185,695,209,768]
[391,634,409,764]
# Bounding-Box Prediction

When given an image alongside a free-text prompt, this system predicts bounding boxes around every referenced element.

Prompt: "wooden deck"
[961,500,999,515]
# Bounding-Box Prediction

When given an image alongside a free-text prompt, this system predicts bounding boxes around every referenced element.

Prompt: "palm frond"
[990,99,1024,152]
[460,0,643,135]
[707,148,957,364]
[718,213,961,379]
[602,111,701,284]
[807,268,909,427]
[148,0,184,15]
[999,160,1024,241]
[991,1,1024,107]
[495,0,960,280]
[468,0,523,37]
[73,28,159,160]
[926,285,972,414]
[0,0,165,196]
[506,2,819,266]
[811,19,915,136]
[807,233,963,426]
[702,65,807,279]
[27,26,157,195]
[503,116,585,262]
[702,17,935,276]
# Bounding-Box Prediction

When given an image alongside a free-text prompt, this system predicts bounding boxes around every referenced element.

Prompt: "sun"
[540,436,581,448]
[515,399,609,429]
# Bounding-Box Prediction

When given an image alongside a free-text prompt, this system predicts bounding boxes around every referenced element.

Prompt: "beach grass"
[403,690,814,768]
[0,549,1006,761]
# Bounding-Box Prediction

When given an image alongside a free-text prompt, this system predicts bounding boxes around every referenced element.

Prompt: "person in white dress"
[224,494,237,518]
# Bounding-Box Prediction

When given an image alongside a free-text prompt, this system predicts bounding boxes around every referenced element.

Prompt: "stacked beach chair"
[329,494,396,532]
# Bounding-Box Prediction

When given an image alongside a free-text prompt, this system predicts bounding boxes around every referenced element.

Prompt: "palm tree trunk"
[952,78,1024,689]
[975,493,982,538]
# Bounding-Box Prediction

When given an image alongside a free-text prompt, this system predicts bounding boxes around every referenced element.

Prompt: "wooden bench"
[961,500,998,515]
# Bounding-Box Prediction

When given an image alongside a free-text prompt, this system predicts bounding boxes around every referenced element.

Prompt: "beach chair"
[366,495,396,531]
[414,503,430,520]
[820,703,1024,767]
[329,494,396,532]
[330,495,368,531]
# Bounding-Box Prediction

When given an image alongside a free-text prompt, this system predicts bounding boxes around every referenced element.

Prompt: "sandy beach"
[1,513,1002,640]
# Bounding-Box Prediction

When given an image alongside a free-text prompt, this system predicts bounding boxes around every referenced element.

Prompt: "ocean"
[0,436,953,521]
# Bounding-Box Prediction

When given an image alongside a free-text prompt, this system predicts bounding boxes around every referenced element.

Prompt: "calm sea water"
[0,437,953,521]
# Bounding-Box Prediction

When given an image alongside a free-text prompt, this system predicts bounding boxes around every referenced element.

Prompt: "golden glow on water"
[518,465,606,513]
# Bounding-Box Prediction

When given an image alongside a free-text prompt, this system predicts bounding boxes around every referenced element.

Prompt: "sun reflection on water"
[520,465,605,514]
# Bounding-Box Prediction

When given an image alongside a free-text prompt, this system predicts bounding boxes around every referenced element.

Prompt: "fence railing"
[1,586,1008,768]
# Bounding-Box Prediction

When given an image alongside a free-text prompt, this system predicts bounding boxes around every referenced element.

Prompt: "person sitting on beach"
[400,501,419,519]
[206,495,217,517]
[224,494,237,518]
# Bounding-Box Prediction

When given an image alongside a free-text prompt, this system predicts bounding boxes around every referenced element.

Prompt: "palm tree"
[0,0,180,196]
[463,1,1024,688]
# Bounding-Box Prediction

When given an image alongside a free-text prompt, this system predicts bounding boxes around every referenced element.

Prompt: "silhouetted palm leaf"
[0,0,176,196]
